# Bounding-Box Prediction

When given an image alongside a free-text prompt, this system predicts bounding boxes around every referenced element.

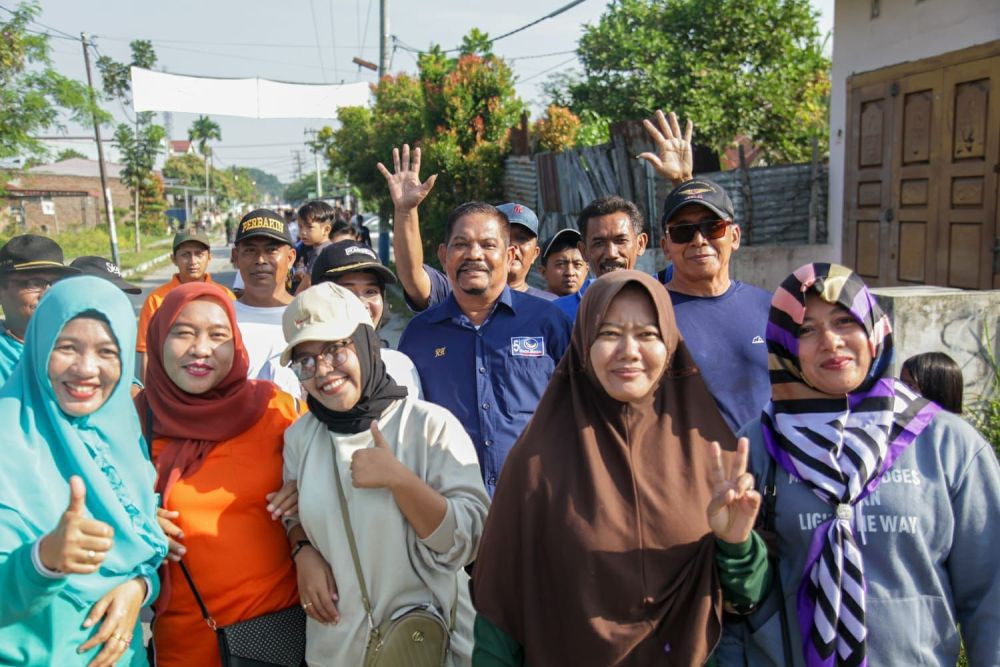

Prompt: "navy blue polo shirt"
[404,264,556,312]
[398,286,571,496]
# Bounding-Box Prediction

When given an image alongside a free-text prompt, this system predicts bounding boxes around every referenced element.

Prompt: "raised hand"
[266,480,299,521]
[637,110,694,185]
[156,508,185,562]
[38,476,114,574]
[376,144,438,211]
[295,546,340,625]
[79,577,146,666]
[350,422,404,489]
[706,438,761,545]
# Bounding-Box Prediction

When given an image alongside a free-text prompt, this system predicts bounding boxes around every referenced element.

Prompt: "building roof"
[169,140,193,153]
[27,158,124,179]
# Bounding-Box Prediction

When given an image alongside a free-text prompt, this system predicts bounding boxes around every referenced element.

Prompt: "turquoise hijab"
[0,276,166,604]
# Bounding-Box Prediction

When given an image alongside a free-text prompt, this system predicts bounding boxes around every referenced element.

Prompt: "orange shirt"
[136,273,235,352]
[151,386,300,667]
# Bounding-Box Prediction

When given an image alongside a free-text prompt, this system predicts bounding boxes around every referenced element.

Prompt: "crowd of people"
[0,110,997,667]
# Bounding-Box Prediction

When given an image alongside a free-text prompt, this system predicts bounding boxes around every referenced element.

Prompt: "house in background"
[830,0,1000,289]
[168,140,196,157]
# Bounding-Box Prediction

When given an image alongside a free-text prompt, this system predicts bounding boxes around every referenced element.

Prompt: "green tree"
[188,115,221,156]
[315,31,523,261]
[564,0,830,163]
[0,2,105,164]
[55,148,87,161]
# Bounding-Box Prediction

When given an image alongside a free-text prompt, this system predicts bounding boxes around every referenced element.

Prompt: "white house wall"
[829,0,1000,267]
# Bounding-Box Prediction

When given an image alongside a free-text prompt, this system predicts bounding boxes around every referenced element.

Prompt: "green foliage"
[533,105,581,153]
[576,109,611,147]
[188,115,221,156]
[317,31,523,261]
[55,148,87,161]
[113,112,165,203]
[240,167,284,199]
[565,0,830,163]
[0,1,107,161]
[968,326,1000,456]
[283,172,320,204]
[162,154,256,208]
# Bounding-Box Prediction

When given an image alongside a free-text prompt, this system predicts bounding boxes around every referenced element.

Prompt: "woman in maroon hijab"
[472,271,769,666]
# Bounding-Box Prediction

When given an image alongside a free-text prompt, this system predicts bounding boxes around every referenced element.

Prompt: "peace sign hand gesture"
[376,144,438,211]
[706,438,761,545]
[638,110,694,185]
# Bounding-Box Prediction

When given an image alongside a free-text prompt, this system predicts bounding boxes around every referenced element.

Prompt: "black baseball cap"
[235,208,293,245]
[69,256,142,294]
[661,179,736,226]
[541,228,583,262]
[0,234,79,277]
[311,240,397,287]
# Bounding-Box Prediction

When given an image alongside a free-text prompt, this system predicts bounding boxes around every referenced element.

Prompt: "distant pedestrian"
[902,351,964,414]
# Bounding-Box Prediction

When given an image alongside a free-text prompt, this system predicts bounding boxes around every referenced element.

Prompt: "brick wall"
[2,172,130,232]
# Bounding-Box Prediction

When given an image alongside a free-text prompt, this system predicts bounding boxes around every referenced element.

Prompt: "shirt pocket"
[499,355,555,416]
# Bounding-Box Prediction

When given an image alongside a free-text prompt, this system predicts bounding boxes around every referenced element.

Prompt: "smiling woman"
[0,276,167,667]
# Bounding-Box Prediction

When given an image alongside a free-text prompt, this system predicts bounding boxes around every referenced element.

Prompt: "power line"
[508,49,577,61]
[518,55,579,83]
[308,0,329,82]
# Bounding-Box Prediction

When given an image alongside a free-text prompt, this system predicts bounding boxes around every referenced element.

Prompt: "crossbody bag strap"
[177,559,219,631]
[331,451,377,630]
[331,445,458,633]
[762,455,794,666]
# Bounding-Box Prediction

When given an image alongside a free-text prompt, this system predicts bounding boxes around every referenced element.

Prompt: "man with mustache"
[379,145,555,312]
[551,195,649,321]
[660,179,771,432]
[231,208,301,398]
[397,202,571,497]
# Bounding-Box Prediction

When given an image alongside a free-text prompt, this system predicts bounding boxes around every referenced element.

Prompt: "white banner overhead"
[130,67,371,119]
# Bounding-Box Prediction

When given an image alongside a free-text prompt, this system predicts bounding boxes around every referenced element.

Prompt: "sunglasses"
[289,340,353,381]
[666,219,730,244]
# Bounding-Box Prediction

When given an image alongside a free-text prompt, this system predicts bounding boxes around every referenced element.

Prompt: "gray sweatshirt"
[716,411,1000,667]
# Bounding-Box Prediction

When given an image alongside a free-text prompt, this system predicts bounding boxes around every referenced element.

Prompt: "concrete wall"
[828,0,1000,268]
[730,244,839,291]
[872,286,1000,407]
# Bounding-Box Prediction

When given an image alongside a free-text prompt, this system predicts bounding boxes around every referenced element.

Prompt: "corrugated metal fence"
[503,126,827,247]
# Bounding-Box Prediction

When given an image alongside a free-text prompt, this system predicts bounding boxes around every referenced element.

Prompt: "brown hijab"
[472,271,736,666]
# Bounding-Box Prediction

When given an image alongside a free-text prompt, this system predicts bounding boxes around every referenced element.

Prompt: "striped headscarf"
[762,263,940,667]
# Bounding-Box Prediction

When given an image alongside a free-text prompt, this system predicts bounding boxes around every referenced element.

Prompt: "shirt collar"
[429,285,516,324]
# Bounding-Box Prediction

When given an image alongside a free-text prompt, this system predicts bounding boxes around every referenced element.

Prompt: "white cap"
[280,282,374,366]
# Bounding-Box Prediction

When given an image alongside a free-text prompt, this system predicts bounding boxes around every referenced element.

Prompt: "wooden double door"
[843,42,1000,289]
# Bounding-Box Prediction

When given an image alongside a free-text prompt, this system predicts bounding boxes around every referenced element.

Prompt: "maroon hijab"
[134,282,272,500]
[472,271,737,665]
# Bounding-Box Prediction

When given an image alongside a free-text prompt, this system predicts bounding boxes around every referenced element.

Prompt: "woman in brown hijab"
[471,271,770,666]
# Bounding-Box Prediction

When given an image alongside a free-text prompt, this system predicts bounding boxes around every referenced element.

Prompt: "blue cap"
[497,202,539,237]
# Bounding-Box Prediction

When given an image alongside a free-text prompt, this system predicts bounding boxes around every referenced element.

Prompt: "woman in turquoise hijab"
[0,276,167,666]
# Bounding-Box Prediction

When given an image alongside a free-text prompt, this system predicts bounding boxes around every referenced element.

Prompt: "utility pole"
[81,33,120,267]
[292,150,304,182]
[377,0,391,262]
[305,129,323,198]
[133,114,141,252]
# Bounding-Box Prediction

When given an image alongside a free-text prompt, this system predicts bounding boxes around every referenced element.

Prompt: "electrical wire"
[517,55,578,83]
[308,0,329,82]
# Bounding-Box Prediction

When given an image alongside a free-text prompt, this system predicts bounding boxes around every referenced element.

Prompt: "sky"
[25,0,834,184]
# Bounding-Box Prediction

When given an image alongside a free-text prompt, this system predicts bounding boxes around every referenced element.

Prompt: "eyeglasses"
[666,219,730,244]
[8,277,54,293]
[289,340,353,381]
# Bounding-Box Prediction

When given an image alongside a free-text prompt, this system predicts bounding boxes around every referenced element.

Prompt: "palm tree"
[188,115,221,207]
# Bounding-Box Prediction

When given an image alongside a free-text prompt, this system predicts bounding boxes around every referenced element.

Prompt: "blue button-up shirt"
[398,286,571,496]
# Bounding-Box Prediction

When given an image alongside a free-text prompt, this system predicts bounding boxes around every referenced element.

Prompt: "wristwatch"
[290,540,312,561]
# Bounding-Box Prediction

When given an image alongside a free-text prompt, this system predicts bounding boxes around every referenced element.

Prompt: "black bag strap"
[146,405,219,632]
[761,455,794,666]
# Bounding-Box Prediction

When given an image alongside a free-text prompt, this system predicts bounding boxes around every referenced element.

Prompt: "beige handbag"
[332,452,455,667]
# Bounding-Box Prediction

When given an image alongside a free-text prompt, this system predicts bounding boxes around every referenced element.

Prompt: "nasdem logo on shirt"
[510,336,545,357]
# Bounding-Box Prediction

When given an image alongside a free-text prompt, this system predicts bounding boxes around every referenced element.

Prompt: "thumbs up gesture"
[349,423,404,490]
[38,476,115,574]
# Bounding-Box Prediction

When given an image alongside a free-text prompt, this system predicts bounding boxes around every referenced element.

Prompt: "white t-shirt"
[382,348,422,400]
[233,300,301,399]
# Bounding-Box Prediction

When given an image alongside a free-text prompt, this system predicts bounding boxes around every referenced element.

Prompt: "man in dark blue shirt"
[379,144,554,312]
[398,201,571,496]
[660,179,772,432]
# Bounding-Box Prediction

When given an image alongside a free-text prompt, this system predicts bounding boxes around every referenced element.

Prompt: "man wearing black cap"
[0,234,79,383]
[537,228,587,297]
[136,229,233,382]
[309,239,422,397]
[69,256,142,294]
[660,178,772,432]
[231,208,300,397]
[378,145,554,312]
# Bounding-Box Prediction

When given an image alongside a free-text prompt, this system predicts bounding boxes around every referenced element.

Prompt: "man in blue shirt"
[398,202,571,496]
[379,144,555,312]
[0,235,79,384]
[552,195,649,321]
[660,179,772,432]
